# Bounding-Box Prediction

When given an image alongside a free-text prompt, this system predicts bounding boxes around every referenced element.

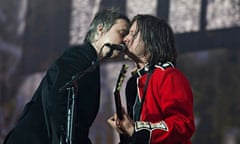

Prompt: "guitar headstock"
[114,64,129,94]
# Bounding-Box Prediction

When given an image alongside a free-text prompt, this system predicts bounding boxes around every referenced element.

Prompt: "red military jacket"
[126,62,195,144]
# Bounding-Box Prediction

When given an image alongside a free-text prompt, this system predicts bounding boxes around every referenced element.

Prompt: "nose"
[123,35,129,44]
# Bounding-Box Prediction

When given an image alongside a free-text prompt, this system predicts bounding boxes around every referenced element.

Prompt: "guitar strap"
[134,69,153,121]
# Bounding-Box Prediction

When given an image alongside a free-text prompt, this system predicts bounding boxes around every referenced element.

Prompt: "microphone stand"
[58,47,114,144]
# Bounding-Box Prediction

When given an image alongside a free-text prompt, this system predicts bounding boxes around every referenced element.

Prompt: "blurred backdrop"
[0,0,240,143]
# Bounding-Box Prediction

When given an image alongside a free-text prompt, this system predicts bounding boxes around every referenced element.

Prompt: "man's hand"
[107,109,134,136]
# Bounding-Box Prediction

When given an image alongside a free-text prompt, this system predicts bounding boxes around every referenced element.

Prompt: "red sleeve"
[132,69,195,144]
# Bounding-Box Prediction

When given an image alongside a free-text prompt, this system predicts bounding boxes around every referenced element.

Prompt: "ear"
[144,49,152,61]
[96,24,104,36]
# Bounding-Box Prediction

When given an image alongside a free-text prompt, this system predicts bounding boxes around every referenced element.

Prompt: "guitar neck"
[114,64,128,120]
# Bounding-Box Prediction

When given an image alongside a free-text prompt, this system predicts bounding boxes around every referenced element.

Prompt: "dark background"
[0,0,240,143]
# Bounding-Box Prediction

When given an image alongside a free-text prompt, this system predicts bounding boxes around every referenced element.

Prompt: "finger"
[107,116,116,126]
[109,115,115,121]
[113,113,118,119]
[116,119,120,126]
[117,125,127,134]
[116,128,124,134]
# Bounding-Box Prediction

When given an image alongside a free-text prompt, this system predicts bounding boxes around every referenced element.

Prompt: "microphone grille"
[119,44,126,51]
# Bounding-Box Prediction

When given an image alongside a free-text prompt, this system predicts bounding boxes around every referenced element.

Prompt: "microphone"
[104,43,126,52]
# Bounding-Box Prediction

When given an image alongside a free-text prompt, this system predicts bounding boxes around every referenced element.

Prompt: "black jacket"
[4,42,100,144]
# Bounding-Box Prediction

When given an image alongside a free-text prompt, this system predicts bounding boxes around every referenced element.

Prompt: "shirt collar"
[133,61,175,78]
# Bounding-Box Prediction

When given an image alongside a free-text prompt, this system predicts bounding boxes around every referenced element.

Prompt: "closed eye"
[119,30,129,38]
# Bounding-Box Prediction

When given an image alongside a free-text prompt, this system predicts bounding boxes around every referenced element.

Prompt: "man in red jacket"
[108,14,195,144]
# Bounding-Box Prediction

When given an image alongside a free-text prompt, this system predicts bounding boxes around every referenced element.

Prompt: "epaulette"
[155,61,175,70]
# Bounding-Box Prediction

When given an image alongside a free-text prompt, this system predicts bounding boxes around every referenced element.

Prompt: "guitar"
[114,64,128,120]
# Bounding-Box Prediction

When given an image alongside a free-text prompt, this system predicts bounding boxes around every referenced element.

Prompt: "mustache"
[123,48,144,64]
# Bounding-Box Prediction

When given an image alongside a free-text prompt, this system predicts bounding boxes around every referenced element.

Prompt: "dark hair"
[132,15,177,66]
[84,8,130,43]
